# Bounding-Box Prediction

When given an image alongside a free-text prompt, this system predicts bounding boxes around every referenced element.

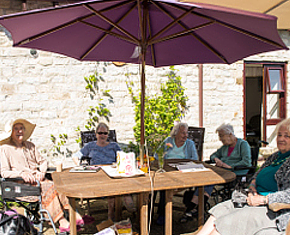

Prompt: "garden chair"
[152,126,207,222]
[1,178,58,235]
[79,129,118,215]
[210,140,269,204]
[187,126,205,161]
[175,126,211,211]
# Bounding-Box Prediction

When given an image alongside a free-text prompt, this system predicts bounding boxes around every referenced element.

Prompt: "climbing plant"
[75,67,113,146]
[126,66,188,155]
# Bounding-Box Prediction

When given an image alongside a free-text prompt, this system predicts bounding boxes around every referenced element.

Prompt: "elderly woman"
[210,123,252,175]
[0,118,85,233]
[180,123,251,223]
[157,122,204,224]
[197,118,290,235]
[72,122,136,220]
[162,122,198,160]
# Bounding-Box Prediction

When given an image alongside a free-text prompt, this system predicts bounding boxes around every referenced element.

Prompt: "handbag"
[0,208,37,235]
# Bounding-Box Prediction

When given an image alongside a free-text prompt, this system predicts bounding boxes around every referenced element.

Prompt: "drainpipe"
[198,65,204,227]
[199,64,203,127]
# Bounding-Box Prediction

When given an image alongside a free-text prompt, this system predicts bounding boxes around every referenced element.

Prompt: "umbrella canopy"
[0,0,287,162]
[179,0,290,30]
[0,0,287,65]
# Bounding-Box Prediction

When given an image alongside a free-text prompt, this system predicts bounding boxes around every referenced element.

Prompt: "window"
[264,65,286,124]
[265,67,284,93]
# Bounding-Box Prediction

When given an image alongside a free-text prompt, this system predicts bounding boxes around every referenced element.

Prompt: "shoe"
[179,213,193,223]
[59,225,81,233]
[186,209,198,218]
[156,215,165,225]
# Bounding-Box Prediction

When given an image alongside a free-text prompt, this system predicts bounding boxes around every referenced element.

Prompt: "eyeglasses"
[97,132,108,135]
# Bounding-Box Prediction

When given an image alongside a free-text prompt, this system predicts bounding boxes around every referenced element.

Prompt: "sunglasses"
[97,132,108,135]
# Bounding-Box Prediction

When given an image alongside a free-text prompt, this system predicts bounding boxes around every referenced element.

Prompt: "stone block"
[0,0,12,9]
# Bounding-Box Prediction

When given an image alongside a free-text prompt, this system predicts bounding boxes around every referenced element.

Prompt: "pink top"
[227,146,235,156]
[0,140,47,178]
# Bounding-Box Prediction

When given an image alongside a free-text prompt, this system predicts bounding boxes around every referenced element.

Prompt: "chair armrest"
[1,177,25,183]
[269,202,290,212]
[233,166,256,171]
[47,167,56,172]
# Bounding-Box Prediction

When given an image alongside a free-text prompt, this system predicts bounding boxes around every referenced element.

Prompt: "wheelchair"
[210,140,269,204]
[1,178,58,235]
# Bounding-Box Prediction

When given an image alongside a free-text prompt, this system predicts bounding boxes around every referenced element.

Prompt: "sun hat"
[0,118,36,145]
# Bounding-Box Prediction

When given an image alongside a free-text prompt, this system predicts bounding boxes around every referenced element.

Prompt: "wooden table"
[52,160,236,235]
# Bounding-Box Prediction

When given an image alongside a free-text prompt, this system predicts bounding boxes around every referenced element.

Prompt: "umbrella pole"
[139,0,149,167]
[140,52,146,167]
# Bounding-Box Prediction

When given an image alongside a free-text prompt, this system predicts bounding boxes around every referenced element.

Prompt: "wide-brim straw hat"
[0,118,36,145]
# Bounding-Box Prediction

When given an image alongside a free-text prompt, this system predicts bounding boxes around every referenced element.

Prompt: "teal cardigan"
[154,137,198,160]
[210,138,251,175]
[163,137,198,160]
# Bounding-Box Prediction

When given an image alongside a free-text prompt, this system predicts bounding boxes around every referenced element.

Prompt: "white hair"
[275,118,290,134]
[216,123,235,136]
[170,122,188,138]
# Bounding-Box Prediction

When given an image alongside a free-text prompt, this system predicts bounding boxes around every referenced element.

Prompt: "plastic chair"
[1,178,58,235]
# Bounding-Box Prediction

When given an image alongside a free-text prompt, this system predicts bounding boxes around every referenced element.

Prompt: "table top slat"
[52,160,235,198]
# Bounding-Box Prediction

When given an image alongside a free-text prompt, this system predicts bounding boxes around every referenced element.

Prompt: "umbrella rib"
[84,3,139,44]
[162,2,286,49]
[80,2,138,60]
[14,0,136,46]
[97,0,136,13]
[150,22,213,43]
[0,0,134,20]
[149,7,195,42]
[151,1,229,63]
[16,13,95,46]
[80,21,137,44]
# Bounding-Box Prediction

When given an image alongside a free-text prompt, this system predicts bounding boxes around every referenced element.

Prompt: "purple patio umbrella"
[0,0,287,163]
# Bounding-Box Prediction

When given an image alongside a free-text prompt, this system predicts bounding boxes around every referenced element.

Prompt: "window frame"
[265,66,285,93]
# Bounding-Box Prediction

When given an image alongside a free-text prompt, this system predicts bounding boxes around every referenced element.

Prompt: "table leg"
[198,186,205,228]
[69,197,77,235]
[165,190,173,235]
[139,192,149,235]
[115,195,122,221]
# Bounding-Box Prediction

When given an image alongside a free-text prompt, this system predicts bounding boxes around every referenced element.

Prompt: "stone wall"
[0,1,290,163]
